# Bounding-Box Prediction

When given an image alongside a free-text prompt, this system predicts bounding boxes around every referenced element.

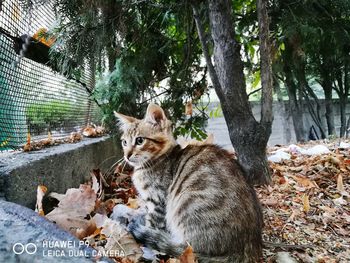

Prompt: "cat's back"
[170,143,247,187]
[167,143,263,259]
[168,143,257,215]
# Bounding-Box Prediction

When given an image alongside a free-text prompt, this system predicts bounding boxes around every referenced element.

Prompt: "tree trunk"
[335,61,349,137]
[319,57,336,136]
[339,97,347,137]
[346,116,350,138]
[193,0,272,185]
[283,59,306,141]
[323,81,336,136]
[257,0,274,127]
[294,60,326,139]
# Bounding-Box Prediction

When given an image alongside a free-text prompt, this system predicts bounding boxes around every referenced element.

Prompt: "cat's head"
[114,103,176,168]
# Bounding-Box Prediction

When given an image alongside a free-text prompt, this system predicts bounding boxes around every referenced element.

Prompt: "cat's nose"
[126,152,132,160]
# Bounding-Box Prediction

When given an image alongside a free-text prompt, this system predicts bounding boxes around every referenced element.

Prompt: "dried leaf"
[337,174,344,193]
[83,126,97,137]
[302,194,310,213]
[35,185,48,216]
[69,132,83,142]
[179,246,197,263]
[185,101,193,115]
[99,218,143,262]
[276,252,298,263]
[292,175,317,188]
[46,184,97,238]
[167,259,181,263]
[329,156,341,165]
[42,131,53,146]
[95,125,105,135]
[127,198,139,209]
[333,196,347,206]
[92,172,100,196]
[23,133,31,151]
[262,198,279,207]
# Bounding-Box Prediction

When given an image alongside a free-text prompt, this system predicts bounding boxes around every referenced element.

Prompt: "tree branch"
[257,0,273,128]
[191,4,224,101]
[248,87,262,97]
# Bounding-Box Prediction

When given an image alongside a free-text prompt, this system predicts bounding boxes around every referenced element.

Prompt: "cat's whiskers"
[120,158,128,174]
[103,157,125,177]
[98,155,119,168]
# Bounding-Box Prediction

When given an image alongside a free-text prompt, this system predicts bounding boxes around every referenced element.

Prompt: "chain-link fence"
[0,0,101,150]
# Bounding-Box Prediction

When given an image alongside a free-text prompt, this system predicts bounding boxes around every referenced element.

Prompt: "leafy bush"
[26,100,74,133]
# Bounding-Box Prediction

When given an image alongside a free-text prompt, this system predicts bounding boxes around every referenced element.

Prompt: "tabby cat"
[114,104,263,263]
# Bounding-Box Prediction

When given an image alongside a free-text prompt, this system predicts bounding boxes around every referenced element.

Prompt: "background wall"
[206,99,350,149]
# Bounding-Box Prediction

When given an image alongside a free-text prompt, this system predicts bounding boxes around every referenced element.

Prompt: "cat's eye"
[122,139,127,146]
[135,137,145,145]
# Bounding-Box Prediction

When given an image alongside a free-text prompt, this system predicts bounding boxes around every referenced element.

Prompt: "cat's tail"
[128,224,242,262]
[128,223,186,256]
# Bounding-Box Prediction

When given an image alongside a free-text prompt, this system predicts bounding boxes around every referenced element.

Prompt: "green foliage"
[26,100,74,133]
[92,56,142,130]
[88,0,209,139]
[209,104,223,118]
[173,115,208,141]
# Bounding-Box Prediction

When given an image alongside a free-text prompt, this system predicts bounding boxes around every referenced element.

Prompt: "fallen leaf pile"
[82,125,105,138]
[23,124,105,152]
[38,162,196,262]
[36,140,350,262]
[259,140,350,262]
[23,132,83,152]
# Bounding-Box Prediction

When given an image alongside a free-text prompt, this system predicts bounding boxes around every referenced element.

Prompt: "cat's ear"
[114,111,136,130]
[145,103,167,125]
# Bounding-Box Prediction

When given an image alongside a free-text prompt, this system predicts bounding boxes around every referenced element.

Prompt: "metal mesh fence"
[0,0,101,150]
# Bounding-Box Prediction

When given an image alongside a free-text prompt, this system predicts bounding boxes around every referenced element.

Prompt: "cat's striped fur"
[114,104,263,263]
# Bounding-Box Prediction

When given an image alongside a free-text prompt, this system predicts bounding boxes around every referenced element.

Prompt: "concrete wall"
[206,100,350,149]
[0,136,122,208]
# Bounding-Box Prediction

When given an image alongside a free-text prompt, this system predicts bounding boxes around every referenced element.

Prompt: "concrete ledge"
[0,136,122,208]
[0,200,102,262]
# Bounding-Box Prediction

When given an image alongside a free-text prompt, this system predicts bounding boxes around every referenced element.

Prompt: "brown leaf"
[127,198,139,209]
[23,133,31,151]
[83,126,97,137]
[337,174,344,193]
[69,132,82,143]
[278,176,287,184]
[42,132,53,146]
[262,198,279,207]
[35,185,48,216]
[185,101,193,116]
[99,218,143,262]
[179,246,197,263]
[329,156,341,166]
[302,194,310,213]
[292,175,318,188]
[76,221,97,240]
[46,184,97,238]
